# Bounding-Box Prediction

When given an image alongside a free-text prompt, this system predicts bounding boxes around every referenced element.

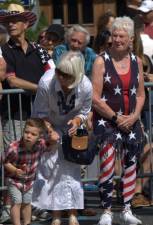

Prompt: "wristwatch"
[111,113,118,123]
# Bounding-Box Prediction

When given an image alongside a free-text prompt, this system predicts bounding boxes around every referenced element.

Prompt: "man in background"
[138,0,153,39]
[0,3,53,223]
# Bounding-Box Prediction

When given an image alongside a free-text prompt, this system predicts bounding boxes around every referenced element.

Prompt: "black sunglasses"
[56,69,74,80]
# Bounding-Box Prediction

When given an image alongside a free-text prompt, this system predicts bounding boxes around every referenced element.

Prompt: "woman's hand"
[117,114,137,132]
[15,168,26,178]
[67,117,81,136]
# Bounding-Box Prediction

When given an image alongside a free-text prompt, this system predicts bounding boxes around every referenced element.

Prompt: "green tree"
[26,12,49,41]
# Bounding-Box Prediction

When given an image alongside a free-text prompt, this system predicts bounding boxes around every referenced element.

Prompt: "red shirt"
[119,68,131,115]
[144,23,153,39]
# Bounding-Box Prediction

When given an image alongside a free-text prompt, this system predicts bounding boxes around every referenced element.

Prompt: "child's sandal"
[69,215,79,225]
[51,218,61,225]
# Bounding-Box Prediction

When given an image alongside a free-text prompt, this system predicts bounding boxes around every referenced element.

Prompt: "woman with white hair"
[32,51,92,225]
[92,16,145,225]
[52,24,96,79]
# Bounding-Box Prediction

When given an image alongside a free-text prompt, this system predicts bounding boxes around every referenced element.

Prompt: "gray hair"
[56,51,85,89]
[111,16,134,38]
[65,25,90,45]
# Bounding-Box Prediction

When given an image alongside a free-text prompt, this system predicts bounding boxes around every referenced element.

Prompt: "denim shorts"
[8,184,33,204]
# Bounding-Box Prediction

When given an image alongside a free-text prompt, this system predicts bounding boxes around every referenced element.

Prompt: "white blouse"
[32,69,92,210]
[32,69,92,130]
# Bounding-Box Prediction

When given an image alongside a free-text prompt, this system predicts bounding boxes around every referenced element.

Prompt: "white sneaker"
[98,211,112,225]
[121,209,142,225]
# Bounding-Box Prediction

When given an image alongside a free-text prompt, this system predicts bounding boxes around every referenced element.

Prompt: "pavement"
[19,207,153,225]
[2,210,153,225]
[26,207,153,225]
[2,188,153,225]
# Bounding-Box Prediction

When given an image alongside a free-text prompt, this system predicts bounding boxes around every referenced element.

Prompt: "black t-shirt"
[1,39,45,120]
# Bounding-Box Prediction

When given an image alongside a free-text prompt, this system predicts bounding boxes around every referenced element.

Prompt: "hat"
[46,24,64,40]
[0,4,37,27]
[138,0,153,13]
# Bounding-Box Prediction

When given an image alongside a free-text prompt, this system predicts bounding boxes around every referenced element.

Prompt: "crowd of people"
[1,1,153,225]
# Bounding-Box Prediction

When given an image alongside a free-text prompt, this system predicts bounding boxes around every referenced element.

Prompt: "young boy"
[3,118,59,225]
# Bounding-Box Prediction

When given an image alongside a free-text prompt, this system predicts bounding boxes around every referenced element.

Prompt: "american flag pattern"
[93,51,144,146]
[93,51,144,208]
[32,42,52,71]
[99,143,137,208]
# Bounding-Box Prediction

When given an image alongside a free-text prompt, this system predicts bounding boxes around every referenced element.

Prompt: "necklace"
[114,60,128,70]
[115,55,129,70]
[110,50,129,70]
[120,63,127,69]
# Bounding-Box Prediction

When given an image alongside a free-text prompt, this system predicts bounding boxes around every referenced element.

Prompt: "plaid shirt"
[4,139,49,192]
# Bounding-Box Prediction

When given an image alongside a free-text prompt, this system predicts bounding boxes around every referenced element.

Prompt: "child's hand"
[15,168,26,178]
[47,130,60,145]
[44,121,60,145]
[50,130,60,143]
[21,164,27,172]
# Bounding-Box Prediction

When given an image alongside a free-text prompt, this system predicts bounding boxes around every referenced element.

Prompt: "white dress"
[32,69,92,210]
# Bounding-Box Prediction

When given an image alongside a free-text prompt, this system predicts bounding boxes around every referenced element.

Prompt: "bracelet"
[111,113,118,123]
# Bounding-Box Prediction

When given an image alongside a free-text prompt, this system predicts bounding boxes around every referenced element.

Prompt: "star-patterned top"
[32,43,51,65]
[93,51,144,147]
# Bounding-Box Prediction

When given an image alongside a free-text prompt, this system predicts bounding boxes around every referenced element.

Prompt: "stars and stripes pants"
[99,143,137,209]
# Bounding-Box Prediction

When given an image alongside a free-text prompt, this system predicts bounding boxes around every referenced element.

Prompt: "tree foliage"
[26,12,49,41]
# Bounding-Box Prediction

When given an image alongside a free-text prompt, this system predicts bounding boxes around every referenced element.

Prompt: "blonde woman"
[32,51,92,225]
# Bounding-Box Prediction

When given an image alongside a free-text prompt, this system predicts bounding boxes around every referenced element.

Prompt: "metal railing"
[0,89,33,192]
[0,85,153,196]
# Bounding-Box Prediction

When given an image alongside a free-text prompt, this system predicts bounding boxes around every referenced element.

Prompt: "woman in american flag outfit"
[92,16,145,225]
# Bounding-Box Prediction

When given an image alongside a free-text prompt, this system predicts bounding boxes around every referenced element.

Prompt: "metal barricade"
[0,89,33,194]
[0,85,153,199]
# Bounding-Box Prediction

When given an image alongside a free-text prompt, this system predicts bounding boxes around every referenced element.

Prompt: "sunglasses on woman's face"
[5,16,27,24]
[56,69,74,80]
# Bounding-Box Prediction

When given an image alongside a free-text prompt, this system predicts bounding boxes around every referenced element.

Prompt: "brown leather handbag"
[71,134,88,151]
[62,128,100,165]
